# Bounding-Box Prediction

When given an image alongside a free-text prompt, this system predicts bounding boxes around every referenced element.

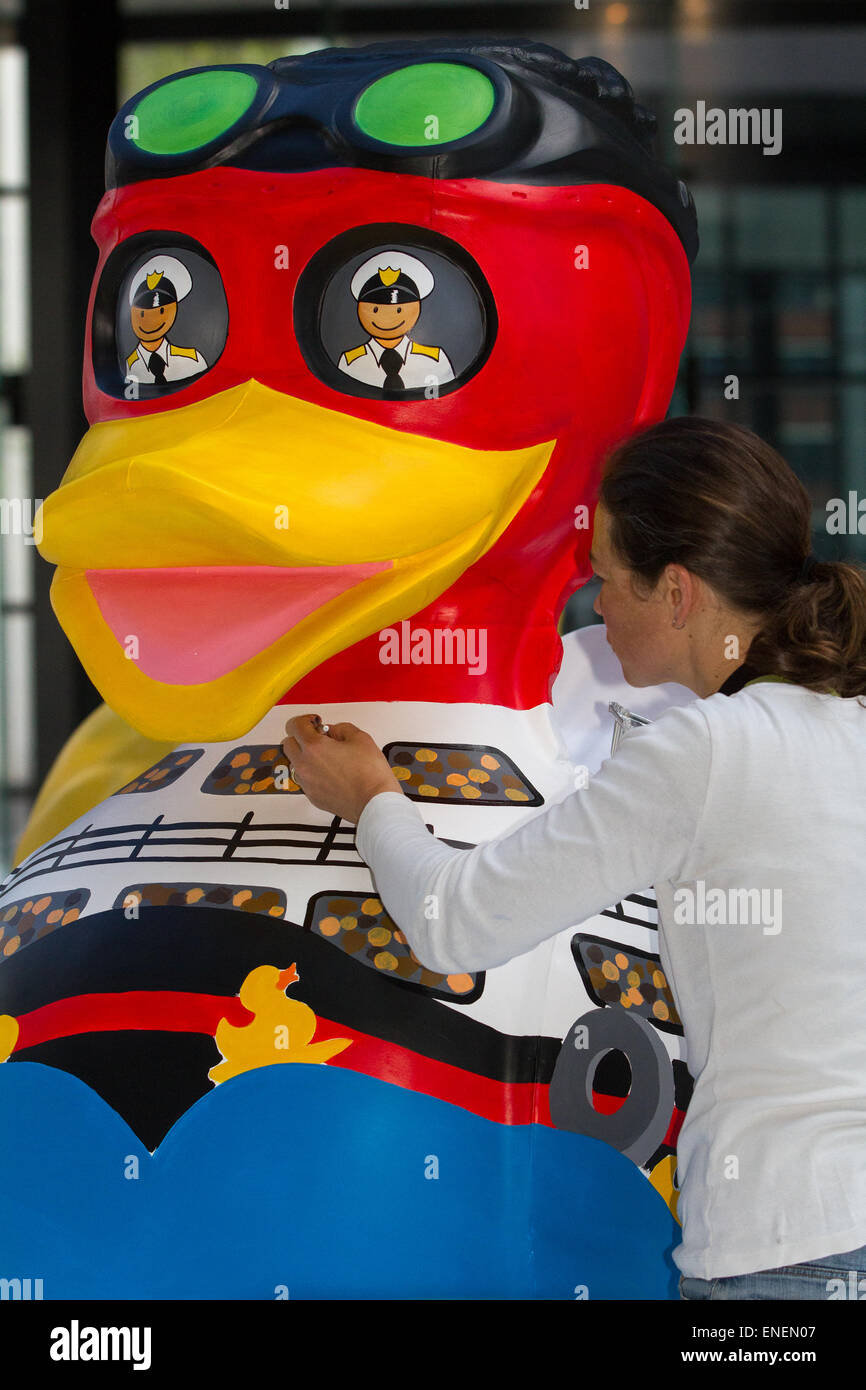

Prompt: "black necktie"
[148,352,166,383]
[378,347,405,390]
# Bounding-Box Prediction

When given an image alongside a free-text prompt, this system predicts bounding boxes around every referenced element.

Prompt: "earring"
[672,618,685,630]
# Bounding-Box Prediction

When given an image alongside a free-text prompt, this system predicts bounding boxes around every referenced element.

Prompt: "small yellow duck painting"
[0,1014,19,1064]
[209,963,352,1085]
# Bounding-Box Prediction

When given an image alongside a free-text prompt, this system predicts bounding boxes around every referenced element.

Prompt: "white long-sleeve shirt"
[356,677,866,1280]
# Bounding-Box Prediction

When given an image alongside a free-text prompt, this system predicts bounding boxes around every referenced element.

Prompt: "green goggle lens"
[131,70,259,156]
[354,63,496,147]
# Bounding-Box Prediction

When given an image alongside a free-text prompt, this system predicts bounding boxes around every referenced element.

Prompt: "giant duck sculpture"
[0,40,697,1299]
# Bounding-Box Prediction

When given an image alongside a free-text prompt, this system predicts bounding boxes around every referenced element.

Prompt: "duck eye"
[353,63,496,147]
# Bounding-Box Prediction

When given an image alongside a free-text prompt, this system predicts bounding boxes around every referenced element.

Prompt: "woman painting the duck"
[283,415,866,1302]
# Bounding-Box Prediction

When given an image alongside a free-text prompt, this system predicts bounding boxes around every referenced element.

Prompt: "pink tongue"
[87,563,391,684]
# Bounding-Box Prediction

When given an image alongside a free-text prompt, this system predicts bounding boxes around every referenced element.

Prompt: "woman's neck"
[676,607,765,698]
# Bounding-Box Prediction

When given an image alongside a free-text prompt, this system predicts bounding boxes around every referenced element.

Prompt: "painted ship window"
[91,232,227,400]
[294,224,496,402]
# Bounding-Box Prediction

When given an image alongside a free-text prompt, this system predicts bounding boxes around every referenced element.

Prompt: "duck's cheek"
[38,380,556,742]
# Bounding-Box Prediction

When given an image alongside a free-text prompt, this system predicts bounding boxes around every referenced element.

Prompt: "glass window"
[691,185,724,270]
[0,46,26,187]
[775,274,834,375]
[840,189,866,270]
[734,189,828,269]
[840,274,866,373]
[0,193,28,372]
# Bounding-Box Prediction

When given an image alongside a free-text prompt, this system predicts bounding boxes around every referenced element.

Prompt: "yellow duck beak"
[38,380,554,742]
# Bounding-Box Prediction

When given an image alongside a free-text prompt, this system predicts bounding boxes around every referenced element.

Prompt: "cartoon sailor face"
[356,269,422,345]
[128,256,193,350]
[132,282,178,349]
[351,251,434,342]
[338,251,455,392]
[125,255,208,386]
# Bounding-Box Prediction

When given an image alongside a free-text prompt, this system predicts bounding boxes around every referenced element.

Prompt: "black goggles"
[107,41,698,264]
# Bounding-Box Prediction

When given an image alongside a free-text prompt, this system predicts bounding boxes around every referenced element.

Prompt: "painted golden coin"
[446,974,474,994]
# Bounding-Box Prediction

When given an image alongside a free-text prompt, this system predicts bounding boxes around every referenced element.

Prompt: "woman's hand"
[282,714,404,824]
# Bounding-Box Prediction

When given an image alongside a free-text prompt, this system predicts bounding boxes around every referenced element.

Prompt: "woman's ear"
[660,561,691,628]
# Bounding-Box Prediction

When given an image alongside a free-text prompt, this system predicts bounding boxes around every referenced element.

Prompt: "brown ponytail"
[598,417,866,701]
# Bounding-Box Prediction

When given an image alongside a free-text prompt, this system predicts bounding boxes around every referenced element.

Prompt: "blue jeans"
[679,1242,866,1300]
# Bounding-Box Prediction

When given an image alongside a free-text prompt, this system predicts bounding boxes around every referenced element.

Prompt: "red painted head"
[37,41,696,739]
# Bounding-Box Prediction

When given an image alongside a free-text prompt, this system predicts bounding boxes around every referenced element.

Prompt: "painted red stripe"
[324,1028,553,1126]
[12,990,553,1126]
[15,992,253,1047]
[10,991,677,1140]
[664,1106,686,1149]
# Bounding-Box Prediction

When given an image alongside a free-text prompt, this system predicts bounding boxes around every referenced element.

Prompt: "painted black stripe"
[1,904,562,1086]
